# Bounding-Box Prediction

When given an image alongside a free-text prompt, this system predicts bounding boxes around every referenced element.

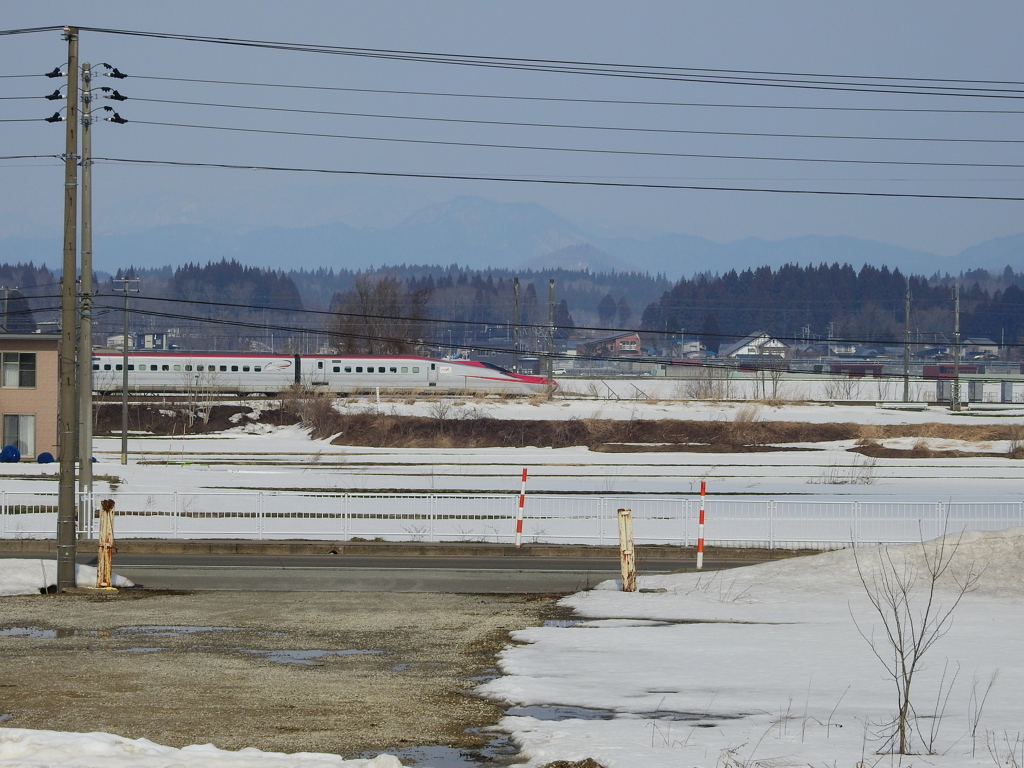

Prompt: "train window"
[196,365,204,372]
[162,365,169,371]
[401,367,408,373]
[430,363,435,370]
[173,365,181,372]
[317,361,324,370]
[412,367,419,373]
[219,365,227,372]
[355,366,363,373]
[185,365,192,371]
[389,367,397,373]
[93,364,99,371]
[332,366,340,373]
[344,366,352,373]
[127,365,135,371]
[231,365,238,372]
[103,364,111,370]
[242,366,250,372]
[254,366,262,372]
[115,364,122,371]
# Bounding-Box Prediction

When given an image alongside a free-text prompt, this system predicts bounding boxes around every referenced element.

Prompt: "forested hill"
[641,263,1024,349]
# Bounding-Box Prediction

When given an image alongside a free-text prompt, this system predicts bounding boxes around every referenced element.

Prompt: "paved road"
[65,552,768,593]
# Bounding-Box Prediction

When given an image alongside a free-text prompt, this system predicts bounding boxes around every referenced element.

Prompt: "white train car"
[91,352,555,396]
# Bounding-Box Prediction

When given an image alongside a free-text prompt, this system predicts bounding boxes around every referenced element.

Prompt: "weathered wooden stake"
[617,508,636,592]
[96,499,116,589]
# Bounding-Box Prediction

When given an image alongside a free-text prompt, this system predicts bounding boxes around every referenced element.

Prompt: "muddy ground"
[94,402,1024,455]
[0,590,560,759]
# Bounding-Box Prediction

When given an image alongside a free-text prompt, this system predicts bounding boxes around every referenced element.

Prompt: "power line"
[126,74,1024,115]
[92,157,1024,201]
[110,121,1024,170]
[125,96,1024,145]
[76,27,1024,99]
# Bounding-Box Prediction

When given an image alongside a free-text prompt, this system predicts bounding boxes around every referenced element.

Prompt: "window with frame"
[2,353,36,388]
[2,414,35,456]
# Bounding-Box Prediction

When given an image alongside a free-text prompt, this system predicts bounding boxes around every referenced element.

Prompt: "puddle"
[463,667,501,683]
[0,714,13,723]
[506,704,738,723]
[117,626,243,637]
[239,649,381,666]
[542,619,581,628]
[360,735,518,768]
[391,661,447,672]
[0,627,58,639]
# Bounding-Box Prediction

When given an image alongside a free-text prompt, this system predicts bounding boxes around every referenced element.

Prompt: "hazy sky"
[1,1,1022,256]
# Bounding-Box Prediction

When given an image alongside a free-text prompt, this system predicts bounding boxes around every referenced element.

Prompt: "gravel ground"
[0,589,561,759]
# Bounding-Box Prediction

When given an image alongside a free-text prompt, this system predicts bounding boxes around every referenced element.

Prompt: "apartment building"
[0,333,59,460]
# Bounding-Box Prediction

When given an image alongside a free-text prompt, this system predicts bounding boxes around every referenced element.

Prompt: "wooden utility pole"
[57,26,80,592]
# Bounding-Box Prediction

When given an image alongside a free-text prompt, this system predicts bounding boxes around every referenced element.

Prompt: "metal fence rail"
[1,491,1021,548]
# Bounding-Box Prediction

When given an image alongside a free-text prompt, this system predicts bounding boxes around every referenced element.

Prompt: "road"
[68,551,772,593]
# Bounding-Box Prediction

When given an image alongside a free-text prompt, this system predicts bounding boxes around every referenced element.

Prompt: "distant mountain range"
[1,194,1021,280]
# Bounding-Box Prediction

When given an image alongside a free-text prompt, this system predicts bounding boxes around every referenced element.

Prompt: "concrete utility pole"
[78,62,95,529]
[0,286,16,332]
[57,26,80,592]
[951,284,962,411]
[511,277,520,373]
[113,277,139,464]
[547,279,555,381]
[903,279,911,403]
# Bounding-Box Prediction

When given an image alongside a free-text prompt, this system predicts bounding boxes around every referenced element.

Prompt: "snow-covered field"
[2,396,1023,766]
[3,529,1024,767]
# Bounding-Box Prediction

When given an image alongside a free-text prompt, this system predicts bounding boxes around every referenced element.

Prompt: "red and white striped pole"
[515,468,528,548]
[696,481,706,570]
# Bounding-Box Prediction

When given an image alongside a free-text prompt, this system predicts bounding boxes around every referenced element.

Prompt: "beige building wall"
[0,336,59,460]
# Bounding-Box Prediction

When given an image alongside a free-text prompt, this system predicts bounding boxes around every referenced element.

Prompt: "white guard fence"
[1,491,1022,549]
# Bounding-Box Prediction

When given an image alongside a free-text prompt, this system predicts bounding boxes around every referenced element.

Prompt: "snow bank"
[0,559,135,596]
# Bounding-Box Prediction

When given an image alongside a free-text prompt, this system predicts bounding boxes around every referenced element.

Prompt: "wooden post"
[96,499,116,589]
[617,508,636,592]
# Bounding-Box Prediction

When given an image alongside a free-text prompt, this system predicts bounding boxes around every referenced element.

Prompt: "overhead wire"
[125,74,1024,115]
[92,157,1024,201]
[123,96,1024,145]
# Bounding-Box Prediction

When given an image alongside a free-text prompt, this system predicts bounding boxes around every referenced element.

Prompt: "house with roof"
[718,331,789,360]
[575,332,644,358]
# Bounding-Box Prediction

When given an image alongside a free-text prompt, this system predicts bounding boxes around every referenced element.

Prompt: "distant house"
[964,337,999,359]
[0,333,59,460]
[576,332,644,357]
[719,331,789,360]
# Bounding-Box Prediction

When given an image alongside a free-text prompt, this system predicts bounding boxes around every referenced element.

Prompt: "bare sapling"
[851,529,983,755]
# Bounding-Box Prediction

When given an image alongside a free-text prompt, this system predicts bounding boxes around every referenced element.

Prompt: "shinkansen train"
[91,352,555,396]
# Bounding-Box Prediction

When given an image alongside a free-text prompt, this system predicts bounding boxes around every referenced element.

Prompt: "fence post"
[768,500,775,551]
[1,490,5,537]
[696,481,707,570]
[852,501,860,547]
[514,468,527,548]
[429,495,436,543]
[617,508,636,592]
[172,491,179,539]
[257,492,264,540]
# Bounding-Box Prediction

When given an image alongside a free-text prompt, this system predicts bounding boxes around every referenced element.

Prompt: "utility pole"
[78,61,95,530]
[57,26,80,592]
[511,277,520,373]
[0,285,16,332]
[903,279,911,403]
[951,284,962,411]
[113,277,139,464]
[547,279,555,382]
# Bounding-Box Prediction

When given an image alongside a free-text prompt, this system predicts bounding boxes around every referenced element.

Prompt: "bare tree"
[852,531,982,755]
[327,274,430,354]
